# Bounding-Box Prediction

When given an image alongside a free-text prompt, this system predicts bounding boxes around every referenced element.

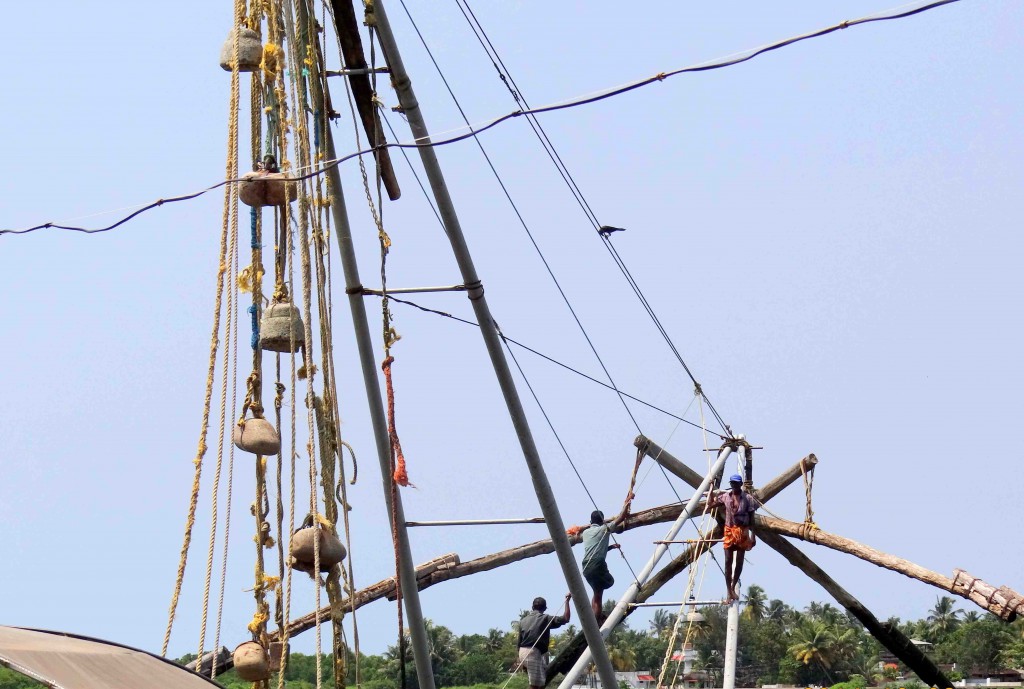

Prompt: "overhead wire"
[454,0,732,434]
[394,0,652,439]
[393,0,710,520]
[2,0,962,238]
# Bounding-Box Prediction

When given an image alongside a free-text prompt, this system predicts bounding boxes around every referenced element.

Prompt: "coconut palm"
[789,619,840,669]
[927,596,963,637]
[766,599,789,623]
[650,608,677,638]
[744,585,767,623]
[609,643,637,671]
[963,610,981,623]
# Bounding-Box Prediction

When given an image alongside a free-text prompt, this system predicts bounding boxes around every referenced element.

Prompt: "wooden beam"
[755,529,952,688]
[634,435,704,488]
[634,434,816,502]
[327,0,401,200]
[755,515,1023,621]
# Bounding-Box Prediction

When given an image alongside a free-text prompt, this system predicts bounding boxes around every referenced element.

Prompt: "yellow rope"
[280,3,325,687]
[211,219,242,679]
[196,160,239,666]
[160,20,242,657]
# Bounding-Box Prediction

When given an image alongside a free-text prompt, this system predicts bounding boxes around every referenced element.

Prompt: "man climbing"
[579,509,627,620]
[710,473,757,602]
[518,594,571,689]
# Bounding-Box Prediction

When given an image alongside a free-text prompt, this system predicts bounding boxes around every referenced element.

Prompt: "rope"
[196,164,239,667]
[211,197,241,679]
[280,3,325,687]
[801,459,816,526]
[160,20,242,655]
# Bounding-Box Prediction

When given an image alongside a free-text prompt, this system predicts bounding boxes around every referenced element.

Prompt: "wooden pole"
[755,515,1023,621]
[326,0,401,200]
[633,434,817,502]
[755,529,953,688]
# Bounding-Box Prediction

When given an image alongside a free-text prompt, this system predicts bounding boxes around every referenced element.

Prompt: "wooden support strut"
[755,529,953,689]
[756,515,1023,622]
[327,0,401,200]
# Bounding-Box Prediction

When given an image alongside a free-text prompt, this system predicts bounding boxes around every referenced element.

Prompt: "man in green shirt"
[580,509,626,620]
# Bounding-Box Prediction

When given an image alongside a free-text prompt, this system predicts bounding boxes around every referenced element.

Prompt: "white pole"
[556,445,735,689]
[723,599,739,689]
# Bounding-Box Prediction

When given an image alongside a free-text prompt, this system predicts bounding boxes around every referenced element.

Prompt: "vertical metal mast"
[367,1,620,687]
[293,3,437,688]
[723,599,739,689]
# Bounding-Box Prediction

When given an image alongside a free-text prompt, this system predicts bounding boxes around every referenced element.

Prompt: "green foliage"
[883,681,925,689]
[936,619,1015,674]
[12,585,1024,689]
[0,666,45,689]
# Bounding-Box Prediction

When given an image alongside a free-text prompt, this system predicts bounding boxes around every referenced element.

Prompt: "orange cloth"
[723,525,754,551]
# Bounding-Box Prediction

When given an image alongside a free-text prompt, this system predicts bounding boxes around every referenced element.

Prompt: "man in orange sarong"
[710,474,757,603]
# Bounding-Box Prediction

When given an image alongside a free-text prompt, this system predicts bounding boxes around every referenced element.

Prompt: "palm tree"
[766,599,789,624]
[650,608,677,638]
[789,619,839,669]
[927,596,963,637]
[608,643,637,671]
[963,610,981,623]
[744,585,767,623]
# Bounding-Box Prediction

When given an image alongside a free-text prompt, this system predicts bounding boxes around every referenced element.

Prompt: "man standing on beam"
[580,509,627,620]
[711,474,757,602]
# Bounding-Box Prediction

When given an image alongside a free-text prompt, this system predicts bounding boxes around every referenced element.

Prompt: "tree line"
[2,586,1022,689]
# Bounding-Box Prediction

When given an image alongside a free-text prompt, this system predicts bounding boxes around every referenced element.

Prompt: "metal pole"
[368,2,620,688]
[406,517,545,527]
[723,599,739,689]
[628,601,727,608]
[296,6,436,689]
[557,445,734,689]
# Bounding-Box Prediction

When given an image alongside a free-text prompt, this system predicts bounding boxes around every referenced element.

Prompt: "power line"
[2,0,961,239]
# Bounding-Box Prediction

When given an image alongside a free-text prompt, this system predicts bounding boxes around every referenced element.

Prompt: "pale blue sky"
[2,0,1021,661]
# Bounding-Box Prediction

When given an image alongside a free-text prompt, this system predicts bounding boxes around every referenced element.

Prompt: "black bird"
[260,154,279,173]
[598,225,627,238]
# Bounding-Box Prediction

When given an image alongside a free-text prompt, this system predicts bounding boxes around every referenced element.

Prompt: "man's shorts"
[723,525,754,551]
[519,647,548,686]
[583,560,615,592]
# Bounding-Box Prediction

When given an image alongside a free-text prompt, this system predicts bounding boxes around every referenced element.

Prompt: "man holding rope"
[518,594,571,689]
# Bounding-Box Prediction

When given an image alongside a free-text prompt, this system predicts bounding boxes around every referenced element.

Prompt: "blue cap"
[728,474,743,483]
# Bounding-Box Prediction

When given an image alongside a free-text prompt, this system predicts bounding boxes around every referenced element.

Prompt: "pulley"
[232,642,271,681]
[232,416,281,456]
[219,27,262,72]
[290,526,346,574]
[260,301,304,353]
